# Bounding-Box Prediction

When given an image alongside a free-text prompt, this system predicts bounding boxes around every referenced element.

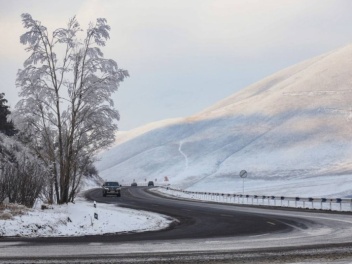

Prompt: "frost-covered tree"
[13,14,128,204]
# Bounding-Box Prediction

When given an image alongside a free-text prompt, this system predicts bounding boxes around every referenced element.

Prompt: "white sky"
[1,0,352,130]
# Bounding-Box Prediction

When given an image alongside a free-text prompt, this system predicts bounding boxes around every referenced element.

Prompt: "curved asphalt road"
[1,186,352,263]
[83,186,302,242]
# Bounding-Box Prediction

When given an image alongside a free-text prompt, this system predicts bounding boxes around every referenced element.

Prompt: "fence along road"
[159,187,352,211]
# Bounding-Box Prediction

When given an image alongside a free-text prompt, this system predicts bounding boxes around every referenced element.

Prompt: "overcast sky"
[1,0,352,130]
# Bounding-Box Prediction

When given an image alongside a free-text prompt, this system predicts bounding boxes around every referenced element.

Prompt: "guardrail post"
[330,199,332,210]
[308,198,313,209]
[271,196,276,206]
[321,198,326,210]
[295,197,299,208]
[336,198,342,211]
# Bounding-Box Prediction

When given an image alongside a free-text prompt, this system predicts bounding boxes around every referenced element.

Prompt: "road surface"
[1,186,352,263]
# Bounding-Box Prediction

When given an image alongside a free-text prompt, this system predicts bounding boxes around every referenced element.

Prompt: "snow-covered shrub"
[0,133,49,207]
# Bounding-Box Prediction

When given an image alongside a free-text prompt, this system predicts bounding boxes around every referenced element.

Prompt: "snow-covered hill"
[96,45,352,198]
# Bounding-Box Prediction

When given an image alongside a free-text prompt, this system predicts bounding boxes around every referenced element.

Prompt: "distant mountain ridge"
[96,45,352,197]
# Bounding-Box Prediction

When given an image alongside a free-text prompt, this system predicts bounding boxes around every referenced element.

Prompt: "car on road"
[148,181,154,186]
[102,181,121,197]
[131,182,138,187]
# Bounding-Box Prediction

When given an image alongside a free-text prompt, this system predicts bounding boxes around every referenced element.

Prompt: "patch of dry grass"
[0,203,28,220]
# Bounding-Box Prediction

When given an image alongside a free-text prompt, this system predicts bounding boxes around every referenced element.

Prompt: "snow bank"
[0,196,173,238]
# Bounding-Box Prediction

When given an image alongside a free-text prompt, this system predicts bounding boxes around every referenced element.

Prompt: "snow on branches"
[13,13,128,204]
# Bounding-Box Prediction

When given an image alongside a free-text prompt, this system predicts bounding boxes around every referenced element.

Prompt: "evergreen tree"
[0,93,16,136]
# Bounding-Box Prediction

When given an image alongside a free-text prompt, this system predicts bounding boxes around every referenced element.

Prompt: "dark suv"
[102,181,121,197]
[148,181,154,186]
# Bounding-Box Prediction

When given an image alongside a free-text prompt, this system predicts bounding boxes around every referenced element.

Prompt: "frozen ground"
[0,189,172,238]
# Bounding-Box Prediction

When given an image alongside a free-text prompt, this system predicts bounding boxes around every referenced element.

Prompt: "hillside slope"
[96,45,352,197]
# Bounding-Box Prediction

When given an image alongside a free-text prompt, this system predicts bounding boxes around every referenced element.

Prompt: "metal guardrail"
[160,187,352,212]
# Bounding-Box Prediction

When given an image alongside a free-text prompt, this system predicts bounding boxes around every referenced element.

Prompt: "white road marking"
[220,214,233,217]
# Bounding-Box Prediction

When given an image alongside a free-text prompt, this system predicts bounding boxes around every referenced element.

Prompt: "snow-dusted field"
[96,44,352,199]
[0,194,172,238]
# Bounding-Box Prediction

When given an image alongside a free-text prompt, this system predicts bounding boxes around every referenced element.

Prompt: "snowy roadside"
[152,187,352,212]
[0,193,173,238]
